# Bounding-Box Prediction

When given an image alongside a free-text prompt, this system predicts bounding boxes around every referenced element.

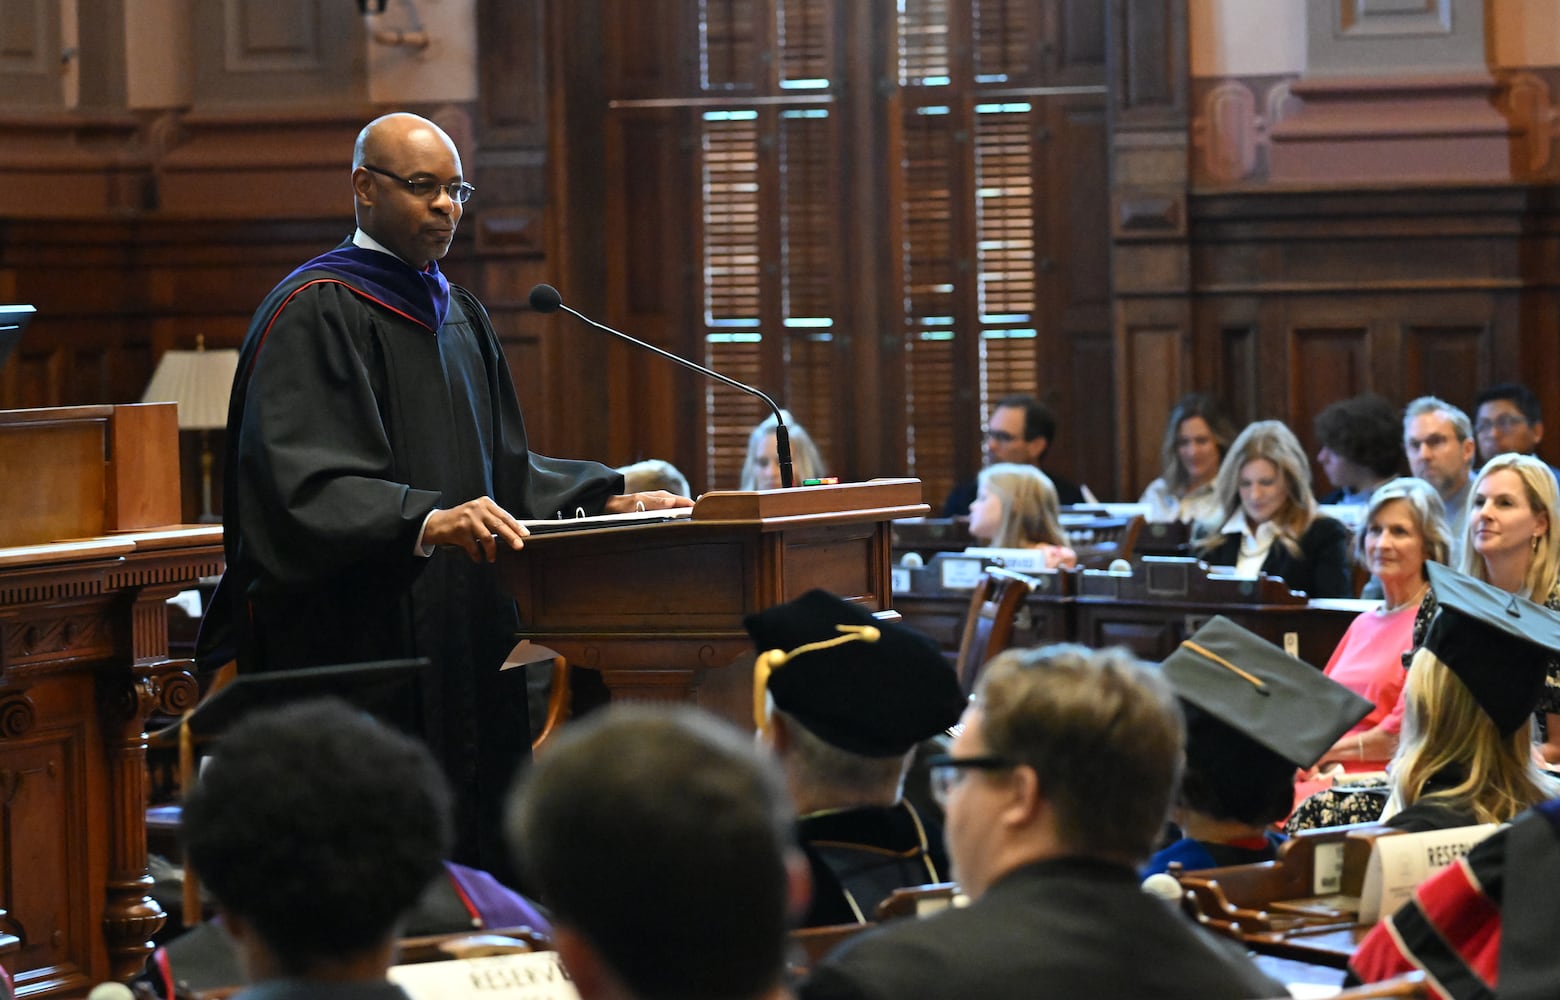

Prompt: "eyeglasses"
[982,427,1019,444]
[1475,414,1529,434]
[362,164,475,204]
[928,753,1016,806]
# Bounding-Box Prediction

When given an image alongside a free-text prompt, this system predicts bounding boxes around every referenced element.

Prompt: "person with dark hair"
[1473,381,1548,466]
[1139,392,1238,525]
[506,704,806,1000]
[180,698,453,996]
[746,589,966,927]
[1313,394,1403,505]
[199,112,689,871]
[941,394,1094,516]
[1143,617,1371,876]
[800,644,1282,1000]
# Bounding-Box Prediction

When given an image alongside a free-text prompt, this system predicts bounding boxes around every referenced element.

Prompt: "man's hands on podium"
[604,490,695,514]
[424,497,529,563]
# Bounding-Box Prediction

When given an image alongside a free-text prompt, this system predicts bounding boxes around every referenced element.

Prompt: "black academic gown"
[203,247,621,869]
[797,801,948,927]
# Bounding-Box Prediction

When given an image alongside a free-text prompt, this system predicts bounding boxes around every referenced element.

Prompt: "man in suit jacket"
[800,644,1284,1000]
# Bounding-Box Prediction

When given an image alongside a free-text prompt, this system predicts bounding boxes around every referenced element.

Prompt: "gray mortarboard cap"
[1161,616,1373,770]
[744,589,965,757]
[1420,562,1560,736]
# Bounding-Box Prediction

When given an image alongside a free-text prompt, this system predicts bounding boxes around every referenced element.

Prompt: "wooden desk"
[499,480,928,730]
[0,404,223,998]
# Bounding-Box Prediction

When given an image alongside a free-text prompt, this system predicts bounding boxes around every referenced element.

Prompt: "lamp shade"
[142,347,240,431]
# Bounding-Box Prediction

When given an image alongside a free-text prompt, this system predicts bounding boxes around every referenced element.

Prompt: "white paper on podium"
[1357,824,1498,925]
[389,951,579,1000]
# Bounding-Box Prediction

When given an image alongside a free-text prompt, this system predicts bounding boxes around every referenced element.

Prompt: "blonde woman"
[1311,478,1451,773]
[1386,645,1560,831]
[1413,453,1560,762]
[966,463,1077,569]
[1197,420,1353,598]
[740,410,824,490]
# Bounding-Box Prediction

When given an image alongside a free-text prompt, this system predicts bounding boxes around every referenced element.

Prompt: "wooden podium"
[498,479,928,729]
[0,404,224,998]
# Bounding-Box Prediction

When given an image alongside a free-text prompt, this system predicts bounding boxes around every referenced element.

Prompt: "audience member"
[180,698,452,997]
[1197,420,1353,598]
[1403,395,1477,566]
[507,704,803,1000]
[746,589,965,926]
[1473,381,1555,472]
[1311,479,1450,772]
[741,409,825,490]
[966,463,1078,568]
[617,458,692,496]
[1313,394,1403,505]
[941,394,1094,516]
[1383,564,1560,831]
[799,644,1283,1000]
[1138,392,1237,525]
[1350,794,1560,996]
[1143,617,1371,877]
[1414,453,1560,762]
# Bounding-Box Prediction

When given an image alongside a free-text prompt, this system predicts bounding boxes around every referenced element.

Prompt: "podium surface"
[499,479,927,728]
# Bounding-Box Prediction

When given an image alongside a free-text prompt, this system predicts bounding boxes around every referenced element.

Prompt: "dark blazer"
[1203,515,1354,598]
[799,857,1284,1000]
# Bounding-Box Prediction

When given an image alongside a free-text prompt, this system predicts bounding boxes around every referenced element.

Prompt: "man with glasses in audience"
[1473,381,1560,481]
[941,394,1095,516]
[199,112,688,875]
[1403,395,1478,568]
[799,644,1282,1000]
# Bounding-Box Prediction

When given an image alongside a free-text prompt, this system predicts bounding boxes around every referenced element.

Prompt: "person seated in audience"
[965,463,1078,569]
[741,409,825,490]
[1309,478,1450,773]
[1349,793,1560,996]
[617,457,692,496]
[1473,380,1558,476]
[1403,395,1477,567]
[1197,420,1354,598]
[942,394,1095,516]
[506,704,804,1000]
[799,644,1284,1000]
[746,589,965,927]
[1138,392,1237,525]
[1144,617,1371,876]
[1313,394,1403,505]
[179,698,453,999]
[1413,453,1560,763]
[1383,564,1560,832]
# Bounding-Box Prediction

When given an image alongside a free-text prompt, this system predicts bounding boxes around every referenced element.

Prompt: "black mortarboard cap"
[158,658,430,741]
[1160,616,1373,770]
[1419,562,1560,736]
[744,589,965,757]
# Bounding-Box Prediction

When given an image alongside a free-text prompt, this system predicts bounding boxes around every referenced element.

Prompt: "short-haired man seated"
[180,697,454,1000]
[799,645,1284,1000]
[506,704,807,1000]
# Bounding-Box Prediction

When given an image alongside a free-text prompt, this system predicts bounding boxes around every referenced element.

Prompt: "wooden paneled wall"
[5,0,1560,515]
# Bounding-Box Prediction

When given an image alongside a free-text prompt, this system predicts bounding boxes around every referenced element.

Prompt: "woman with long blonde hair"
[966,463,1077,569]
[1197,420,1353,597]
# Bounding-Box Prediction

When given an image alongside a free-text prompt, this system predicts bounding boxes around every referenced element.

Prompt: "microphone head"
[1141,873,1183,902]
[88,983,135,1000]
[528,283,563,314]
[1108,558,1133,575]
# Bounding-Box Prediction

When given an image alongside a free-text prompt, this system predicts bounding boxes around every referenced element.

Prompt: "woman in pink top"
[1313,478,1451,772]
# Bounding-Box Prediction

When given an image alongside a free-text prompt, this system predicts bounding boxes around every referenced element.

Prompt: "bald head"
[351,113,466,268]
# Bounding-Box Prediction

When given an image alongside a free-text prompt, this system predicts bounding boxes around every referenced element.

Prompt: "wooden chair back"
[1064,514,1145,569]
[954,568,1040,694]
[874,881,960,922]
[787,923,872,977]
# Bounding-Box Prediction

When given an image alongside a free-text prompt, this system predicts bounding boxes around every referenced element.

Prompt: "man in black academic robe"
[200,112,687,872]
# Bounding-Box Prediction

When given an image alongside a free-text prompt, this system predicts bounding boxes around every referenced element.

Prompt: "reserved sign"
[389,951,579,1000]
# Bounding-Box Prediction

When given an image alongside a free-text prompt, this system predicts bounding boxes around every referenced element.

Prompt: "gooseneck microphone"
[528,283,795,488]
